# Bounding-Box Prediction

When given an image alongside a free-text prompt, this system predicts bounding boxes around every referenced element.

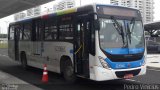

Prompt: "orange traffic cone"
[42,64,48,83]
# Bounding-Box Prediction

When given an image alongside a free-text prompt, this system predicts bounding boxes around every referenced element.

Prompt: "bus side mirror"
[94,20,100,30]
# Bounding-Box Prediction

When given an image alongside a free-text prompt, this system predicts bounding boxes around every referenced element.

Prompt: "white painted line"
[148,68,160,72]
[0,54,7,57]
[127,79,141,83]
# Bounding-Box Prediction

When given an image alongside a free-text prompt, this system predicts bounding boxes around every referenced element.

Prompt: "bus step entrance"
[76,59,89,78]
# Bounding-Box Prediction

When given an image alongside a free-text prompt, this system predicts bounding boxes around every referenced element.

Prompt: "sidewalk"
[0,70,43,90]
[147,54,160,68]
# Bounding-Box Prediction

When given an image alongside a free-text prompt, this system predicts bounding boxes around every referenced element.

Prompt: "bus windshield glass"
[127,20,144,48]
[99,18,126,48]
[99,18,144,50]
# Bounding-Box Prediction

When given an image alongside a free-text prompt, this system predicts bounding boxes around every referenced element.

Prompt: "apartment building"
[110,0,154,23]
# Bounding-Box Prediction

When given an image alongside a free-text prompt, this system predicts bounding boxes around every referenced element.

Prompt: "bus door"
[75,15,91,77]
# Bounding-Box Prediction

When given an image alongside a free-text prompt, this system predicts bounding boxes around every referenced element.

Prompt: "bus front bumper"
[90,65,146,81]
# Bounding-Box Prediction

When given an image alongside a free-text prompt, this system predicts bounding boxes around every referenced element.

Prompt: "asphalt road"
[0,49,160,90]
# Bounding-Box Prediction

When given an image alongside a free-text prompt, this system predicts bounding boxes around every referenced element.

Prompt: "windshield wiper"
[127,18,135,44]
[110,16,125,46]
[111,16,122,34]
[130,18,135,34]
[127,23,132,44]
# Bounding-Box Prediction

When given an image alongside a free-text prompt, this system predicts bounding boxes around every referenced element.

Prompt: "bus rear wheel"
[63,60,76,83]
[21,52,28,70]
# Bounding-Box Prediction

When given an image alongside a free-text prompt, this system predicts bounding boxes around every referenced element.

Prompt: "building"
[26,8,34,17]
[53,4,58,12]
[14,6,41,21]
[110,0,154,23]
[14,12,26,21]
[56,0,75,11]
[14,0,75,21]
[26,6,41,17]
[33,6,41,16]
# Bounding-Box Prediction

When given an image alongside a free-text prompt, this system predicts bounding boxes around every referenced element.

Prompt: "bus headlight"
[142,56,146,66]
[98,56,110,69]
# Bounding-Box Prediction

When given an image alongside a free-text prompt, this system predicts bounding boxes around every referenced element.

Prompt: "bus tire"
[20,52,28,70]
[63,60,76,83]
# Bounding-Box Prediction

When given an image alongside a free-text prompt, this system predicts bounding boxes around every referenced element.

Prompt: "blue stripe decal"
[105,57,144,69]
[129,48,144,54]
[104,48,144,54]
[49,13,57,17]
[105,48,129,54]
[70,49,73,54]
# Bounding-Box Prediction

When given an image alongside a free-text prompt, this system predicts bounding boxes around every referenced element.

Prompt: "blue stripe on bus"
[105,57,144,69]
[49,13,57,17]
[104,48,144,54]
[70,49,73,54]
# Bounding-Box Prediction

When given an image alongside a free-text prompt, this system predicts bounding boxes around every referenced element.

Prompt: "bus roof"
[96,4,139,11]
[10,4,139,25]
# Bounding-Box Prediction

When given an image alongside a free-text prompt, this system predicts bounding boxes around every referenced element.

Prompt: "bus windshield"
[99,18,144,51]
[127,20,144,48]
[99,18,126,49]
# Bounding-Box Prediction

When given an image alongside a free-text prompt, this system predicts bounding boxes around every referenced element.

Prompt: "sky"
[0,0,160,34]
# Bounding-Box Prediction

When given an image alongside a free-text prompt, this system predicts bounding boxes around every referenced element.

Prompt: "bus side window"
[35,21,44,41]
[51,25,58,40]
[77,24,81,31]
[9,26,14,40]
[23,23,31,40]
[77,24,81,46]
[15,25,23,41]
[18,25,23,40]
[59,24,73,40]
[44,20,58,41]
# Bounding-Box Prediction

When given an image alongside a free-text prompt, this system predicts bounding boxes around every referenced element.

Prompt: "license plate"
[124,74,133,79]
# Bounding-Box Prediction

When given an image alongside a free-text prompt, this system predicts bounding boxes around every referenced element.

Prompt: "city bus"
[8,4,146,82]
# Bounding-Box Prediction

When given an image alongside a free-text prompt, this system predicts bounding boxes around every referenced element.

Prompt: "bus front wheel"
[63,60,76,83]
[20,52,28,70]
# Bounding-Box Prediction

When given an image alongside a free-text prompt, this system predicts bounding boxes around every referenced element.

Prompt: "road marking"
[127,79,141,83]
[148,68,160,72]
[150,62,159,63]
[0,54,7,57]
